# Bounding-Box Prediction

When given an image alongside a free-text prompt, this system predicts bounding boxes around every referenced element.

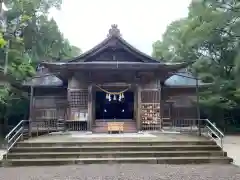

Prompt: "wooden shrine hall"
[23,24,203,133]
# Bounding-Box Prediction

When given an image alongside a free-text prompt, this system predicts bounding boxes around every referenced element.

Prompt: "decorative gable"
[84,48,145,62]
[68,24,161,63]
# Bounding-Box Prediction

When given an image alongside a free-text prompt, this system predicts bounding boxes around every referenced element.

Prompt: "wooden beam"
[88,84,93,131]
[137,85,141,131]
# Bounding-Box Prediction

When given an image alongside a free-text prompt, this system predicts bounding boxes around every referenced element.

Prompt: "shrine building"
[23,25,204,133]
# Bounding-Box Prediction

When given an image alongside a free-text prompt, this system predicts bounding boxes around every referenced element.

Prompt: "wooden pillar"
[92,86,96,125]
[133,85,137,121]
[159,82,164,129]
[28,86,34,137]
[136,85,141,131]
[88,84,93,131]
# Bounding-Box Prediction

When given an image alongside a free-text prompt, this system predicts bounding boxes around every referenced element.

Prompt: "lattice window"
[68,90,88,108]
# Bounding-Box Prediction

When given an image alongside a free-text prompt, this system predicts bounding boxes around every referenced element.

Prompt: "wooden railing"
[5,120,26,153]
[161,118,224,148]
[162,118,198,132]
[4,118,224,159]
[4,119,64,159]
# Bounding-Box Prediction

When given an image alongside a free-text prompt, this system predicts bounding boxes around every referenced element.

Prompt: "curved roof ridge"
[66,25,164,63]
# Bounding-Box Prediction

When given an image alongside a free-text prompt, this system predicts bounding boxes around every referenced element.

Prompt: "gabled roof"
[22,73,63,87]
[66,24,163,63]
[22,66,63,87]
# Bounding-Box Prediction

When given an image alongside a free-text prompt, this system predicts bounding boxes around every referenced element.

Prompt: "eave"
[164,84,211,88]
[38,61,190,83]
[41,61,189,71]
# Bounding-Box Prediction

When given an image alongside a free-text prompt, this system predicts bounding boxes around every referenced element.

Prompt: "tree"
[152,0,240,127]
[0,0,81,134]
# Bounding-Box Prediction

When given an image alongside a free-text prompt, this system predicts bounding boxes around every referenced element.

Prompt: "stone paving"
[0,164,240,180]
[24,132,209,143]
[223,136,240,166]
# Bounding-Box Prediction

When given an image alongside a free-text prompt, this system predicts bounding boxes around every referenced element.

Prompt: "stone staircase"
[93,120,137,133]
[1,140,233,166]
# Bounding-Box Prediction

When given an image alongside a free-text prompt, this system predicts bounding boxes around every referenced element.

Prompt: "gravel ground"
[0,164,240,180]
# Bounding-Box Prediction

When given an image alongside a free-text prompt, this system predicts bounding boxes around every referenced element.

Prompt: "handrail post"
[29,86,34,137]
[221,137,225,156]
[20,122,24,141]
[204,118,225,155]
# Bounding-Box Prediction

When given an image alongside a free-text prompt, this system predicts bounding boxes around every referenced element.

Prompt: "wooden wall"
[162,87,198,121]
[30,73,199,131]
[31,87,67,129]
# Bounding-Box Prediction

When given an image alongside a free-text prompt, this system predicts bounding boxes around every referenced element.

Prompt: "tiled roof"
[23,74,63,86]
[22,66,63,87]
[164,72,205,87]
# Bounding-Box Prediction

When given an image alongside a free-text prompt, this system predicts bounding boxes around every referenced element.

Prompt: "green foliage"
[152,0,240,121]
[0,0,81,130]
[0,85,10,104]
[0,33,6,48]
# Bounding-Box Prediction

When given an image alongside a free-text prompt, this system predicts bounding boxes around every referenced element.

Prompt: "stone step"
[2,157,233,166]
[10,145,221,153]
[16,140,216,147]
[6,151,227,159]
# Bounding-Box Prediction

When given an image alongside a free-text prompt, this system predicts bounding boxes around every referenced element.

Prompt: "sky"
[50,0,192,55]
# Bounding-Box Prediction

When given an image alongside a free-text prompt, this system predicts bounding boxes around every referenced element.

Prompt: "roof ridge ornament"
[108,24,121,37]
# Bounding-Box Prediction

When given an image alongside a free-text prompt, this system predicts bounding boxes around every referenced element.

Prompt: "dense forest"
[0,0,81,133]
[0,0,239,134]
[152,0,240,131]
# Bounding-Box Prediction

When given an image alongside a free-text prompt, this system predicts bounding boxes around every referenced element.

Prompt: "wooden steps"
[93,120,137,133]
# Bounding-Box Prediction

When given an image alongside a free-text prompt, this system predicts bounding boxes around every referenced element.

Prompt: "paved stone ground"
[223,136,240,166]
[24,132,208,143]
[0,164,240,180]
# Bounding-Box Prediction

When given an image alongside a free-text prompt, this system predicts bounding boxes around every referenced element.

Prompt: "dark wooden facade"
[24,25,202,132]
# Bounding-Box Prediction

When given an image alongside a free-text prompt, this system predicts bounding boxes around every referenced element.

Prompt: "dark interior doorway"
[95,91,134,120]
